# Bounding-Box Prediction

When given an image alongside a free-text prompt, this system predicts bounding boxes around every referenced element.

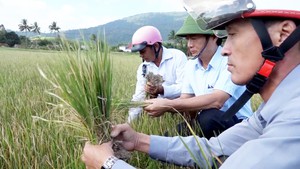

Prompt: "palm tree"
[18,19,31,47]
[0,24,5,32]
[168,30,176,42]
[31,22,41,35]
[31,22,41,48]
[90,34,97,43]
[168,30,180,48]
[49,21,60,35]
[168,30,187,53]
[0,24,6,43]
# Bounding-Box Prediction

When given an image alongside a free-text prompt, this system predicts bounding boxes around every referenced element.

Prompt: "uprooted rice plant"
[37,38,113,143]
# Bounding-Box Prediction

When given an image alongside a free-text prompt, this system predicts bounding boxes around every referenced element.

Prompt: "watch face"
[103,156,118,169]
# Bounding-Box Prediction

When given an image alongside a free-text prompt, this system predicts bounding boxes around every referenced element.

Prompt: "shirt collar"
[161,46,173,62]
[195,47,223,70]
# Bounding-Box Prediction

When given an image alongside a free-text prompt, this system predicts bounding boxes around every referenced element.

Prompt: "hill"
[16,12,188,46]
[62,12,187,46]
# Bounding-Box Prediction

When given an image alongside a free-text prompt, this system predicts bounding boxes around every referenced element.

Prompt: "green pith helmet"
[176,15,214,37]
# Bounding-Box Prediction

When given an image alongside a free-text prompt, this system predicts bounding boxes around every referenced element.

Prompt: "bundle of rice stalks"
[38,36,112,143]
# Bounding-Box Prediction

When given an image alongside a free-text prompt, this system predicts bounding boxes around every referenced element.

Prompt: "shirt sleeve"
[131,63,146,102]
[162,52,187,99]
[149,135,214,168]
[219,101,300,168]
[181,60,195,94]
[148,111,265,168]
[128,64,146,117]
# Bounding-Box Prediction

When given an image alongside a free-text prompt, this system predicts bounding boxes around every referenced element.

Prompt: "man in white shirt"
[128,25,187,122]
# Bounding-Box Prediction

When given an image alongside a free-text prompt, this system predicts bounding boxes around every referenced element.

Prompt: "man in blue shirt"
[144,15,252,138]
[81,0,300,168]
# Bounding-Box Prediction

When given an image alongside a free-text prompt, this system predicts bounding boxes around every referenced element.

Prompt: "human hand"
[144,82,162,97]
[110,123,138,151]
[143,98,171,117]
[81,141,114,169]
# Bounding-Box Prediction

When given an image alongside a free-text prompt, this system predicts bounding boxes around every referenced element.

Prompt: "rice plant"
[38,37,113,143]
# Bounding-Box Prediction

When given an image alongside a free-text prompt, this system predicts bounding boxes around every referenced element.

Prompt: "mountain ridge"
[14,12,187,46]
[62,12,188,46]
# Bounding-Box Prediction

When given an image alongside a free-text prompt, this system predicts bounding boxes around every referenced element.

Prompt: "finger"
[148,113,157,118]
[144,98,155,103]
[81,154,86,162]
[103,141,113,147]
[144,86,149,91]
[146,82,153,86]
[110,123,130,138]
[84,141,91,149]
[144,106,151,111]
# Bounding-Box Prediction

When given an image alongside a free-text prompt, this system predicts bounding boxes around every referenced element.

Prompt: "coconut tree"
[0,24,6,43]
[90,34,97,43]
[31,22,41,35]
[168,30,180,48]
[168,29,187,53]
[49,21,60,35]
[168,30,176,42]
[31,22,41,48]
[18,19,31,47]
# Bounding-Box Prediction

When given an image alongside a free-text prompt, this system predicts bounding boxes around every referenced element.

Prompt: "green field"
[0,47,262,168]
[0,47,183,168]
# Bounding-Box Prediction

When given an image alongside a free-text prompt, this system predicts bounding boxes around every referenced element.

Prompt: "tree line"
[1,19,187,53]
[166,30,188,55]
[0,19,61,48]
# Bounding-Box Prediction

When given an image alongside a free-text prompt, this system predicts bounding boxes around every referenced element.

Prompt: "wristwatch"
[101,156,118,169]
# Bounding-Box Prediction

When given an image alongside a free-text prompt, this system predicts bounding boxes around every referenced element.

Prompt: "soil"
[112,141,132,162]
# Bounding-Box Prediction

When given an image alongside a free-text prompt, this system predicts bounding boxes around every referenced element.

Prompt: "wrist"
[134,133,151,153]
[101,156,118,169]
[158,85,164,95]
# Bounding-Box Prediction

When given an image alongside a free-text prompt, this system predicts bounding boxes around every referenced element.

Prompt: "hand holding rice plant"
[144,72,164,99]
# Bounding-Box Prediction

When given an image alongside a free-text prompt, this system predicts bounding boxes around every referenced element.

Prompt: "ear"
[153,42,159,48]
[279,20,297,43]
[153,42,161,50]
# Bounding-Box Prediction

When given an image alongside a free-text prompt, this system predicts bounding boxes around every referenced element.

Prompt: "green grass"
[0,47,262,168]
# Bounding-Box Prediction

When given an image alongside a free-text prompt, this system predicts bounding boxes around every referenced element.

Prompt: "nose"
[187,40,193,48]
[221,41,230,57]
[139,52,143,58]
[221,49,229,56]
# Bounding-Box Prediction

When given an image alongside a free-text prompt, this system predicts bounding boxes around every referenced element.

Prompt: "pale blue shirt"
[182,47,252,119]
[128,47,187,118]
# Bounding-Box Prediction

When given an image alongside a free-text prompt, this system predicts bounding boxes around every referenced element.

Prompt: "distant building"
[118,43,132,52]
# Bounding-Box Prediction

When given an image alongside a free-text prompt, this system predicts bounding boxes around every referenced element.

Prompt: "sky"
[0,0,185,33]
